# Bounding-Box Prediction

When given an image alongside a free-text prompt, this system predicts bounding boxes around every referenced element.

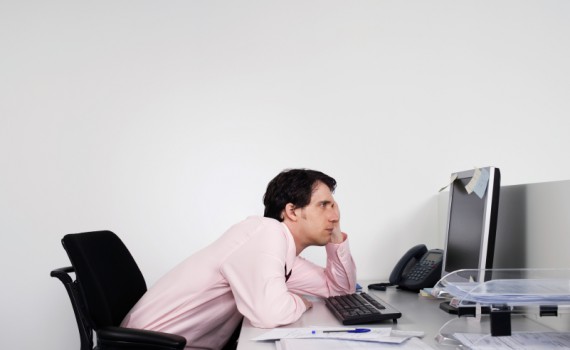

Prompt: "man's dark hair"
[263,169,337,222]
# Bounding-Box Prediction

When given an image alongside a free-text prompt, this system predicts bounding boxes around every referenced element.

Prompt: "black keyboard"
[325,292,402,325]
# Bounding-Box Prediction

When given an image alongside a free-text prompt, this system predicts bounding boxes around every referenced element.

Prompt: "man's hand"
[330,201,344,244]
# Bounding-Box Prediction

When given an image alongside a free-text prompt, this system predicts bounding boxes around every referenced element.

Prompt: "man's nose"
[329,209,339,221]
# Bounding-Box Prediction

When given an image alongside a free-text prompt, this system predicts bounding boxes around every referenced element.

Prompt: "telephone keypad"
[406,258,439,281]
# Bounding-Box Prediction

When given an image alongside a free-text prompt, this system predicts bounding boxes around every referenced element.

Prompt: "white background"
[1,1,569,349]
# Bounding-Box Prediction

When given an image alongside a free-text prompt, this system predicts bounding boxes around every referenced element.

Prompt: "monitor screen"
[441,167,501,280]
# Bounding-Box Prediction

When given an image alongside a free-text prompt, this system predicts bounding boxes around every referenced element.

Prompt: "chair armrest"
[97,326,187,350]
[50,266,75,284]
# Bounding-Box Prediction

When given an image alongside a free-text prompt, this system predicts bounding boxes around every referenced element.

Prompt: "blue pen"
[322,328,371,333]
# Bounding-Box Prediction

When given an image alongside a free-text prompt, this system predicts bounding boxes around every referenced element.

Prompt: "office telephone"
[369,244,443,292]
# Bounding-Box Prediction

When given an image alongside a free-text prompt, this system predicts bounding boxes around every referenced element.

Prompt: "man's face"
[295,181,340,246]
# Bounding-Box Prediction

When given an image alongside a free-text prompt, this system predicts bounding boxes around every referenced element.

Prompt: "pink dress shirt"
[121,216,357,349]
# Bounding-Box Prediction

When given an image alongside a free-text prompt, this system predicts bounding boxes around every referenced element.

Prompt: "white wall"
[1,1,569,349]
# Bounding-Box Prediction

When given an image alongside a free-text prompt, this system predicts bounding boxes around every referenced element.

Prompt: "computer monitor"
[441,167,501,280]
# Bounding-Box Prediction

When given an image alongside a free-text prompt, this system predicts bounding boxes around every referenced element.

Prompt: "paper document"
[252,327,392,342]
[254,327,427,346]
[454,332,570,349]
[276,337,435,349]
[445,279,570,305]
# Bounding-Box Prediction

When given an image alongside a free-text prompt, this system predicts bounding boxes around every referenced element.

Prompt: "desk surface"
[238,285,457,349]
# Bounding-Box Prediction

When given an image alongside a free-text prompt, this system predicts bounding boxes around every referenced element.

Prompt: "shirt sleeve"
[286,234,357,297]
[219,221,307,328]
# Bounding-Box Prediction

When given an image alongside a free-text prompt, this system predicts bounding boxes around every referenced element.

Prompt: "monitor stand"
[440,301,490,316]
[439,301,458,314]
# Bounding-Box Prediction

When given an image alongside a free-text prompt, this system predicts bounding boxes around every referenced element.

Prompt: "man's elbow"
[248,304,303,328]
[249,313,296,329]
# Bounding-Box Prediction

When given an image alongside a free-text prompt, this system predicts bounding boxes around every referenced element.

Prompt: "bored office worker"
[121,168,357,350]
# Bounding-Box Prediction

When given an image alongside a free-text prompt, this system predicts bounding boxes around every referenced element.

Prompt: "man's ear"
[282,203,298,222]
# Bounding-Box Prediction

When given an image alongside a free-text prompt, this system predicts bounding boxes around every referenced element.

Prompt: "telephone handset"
[389,244,443,292]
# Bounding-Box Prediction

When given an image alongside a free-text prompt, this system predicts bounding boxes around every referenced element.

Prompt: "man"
[121,169,357,349]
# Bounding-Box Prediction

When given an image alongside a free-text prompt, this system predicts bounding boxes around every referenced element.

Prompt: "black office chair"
[51,230,187,350]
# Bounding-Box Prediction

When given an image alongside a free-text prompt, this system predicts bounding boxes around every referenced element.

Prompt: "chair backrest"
[62,230,147,329]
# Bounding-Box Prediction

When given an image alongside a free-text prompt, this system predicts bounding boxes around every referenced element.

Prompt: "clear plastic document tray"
[432,268,570,309]
[431,269,570,346]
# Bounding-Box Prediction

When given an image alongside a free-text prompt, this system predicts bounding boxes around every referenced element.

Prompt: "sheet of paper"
[391,330,425,338]
[438,173,458,192]
[252,328,316,341]
[465,167,490,198]
[277,337,435,349]
[252,327,392,342]
[454,332,570,349]
[444,279,570,305]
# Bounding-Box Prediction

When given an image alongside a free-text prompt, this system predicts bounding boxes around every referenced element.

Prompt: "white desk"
[237,285,457,349]
[237,284,567,349]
